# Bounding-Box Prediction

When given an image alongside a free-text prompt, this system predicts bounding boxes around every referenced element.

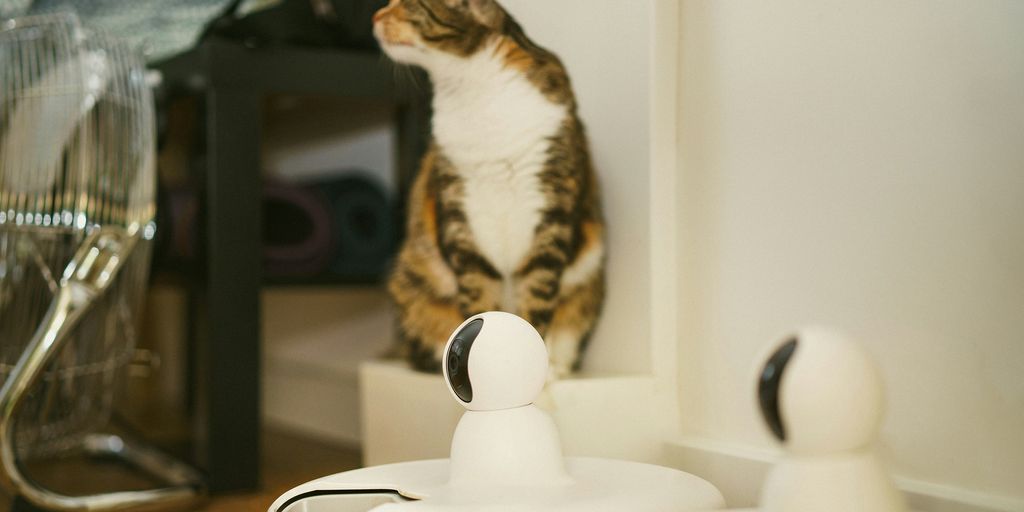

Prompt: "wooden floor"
[1,429,363,512]
[203,429,362,512]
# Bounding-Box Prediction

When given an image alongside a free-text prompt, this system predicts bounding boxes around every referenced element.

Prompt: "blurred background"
[0,1,1021,512]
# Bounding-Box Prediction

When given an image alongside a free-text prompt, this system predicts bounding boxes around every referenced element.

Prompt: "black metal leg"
[199,89,262,492]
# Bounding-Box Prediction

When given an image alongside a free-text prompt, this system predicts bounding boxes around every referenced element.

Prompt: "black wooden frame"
[152,38,429,493]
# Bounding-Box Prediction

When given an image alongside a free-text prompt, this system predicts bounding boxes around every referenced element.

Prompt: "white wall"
[501,0,654,376]
[676,0,1024,506]
[261,95,396,187]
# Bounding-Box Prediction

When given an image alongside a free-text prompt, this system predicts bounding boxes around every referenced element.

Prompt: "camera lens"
[448,350,460,375]
[447,318,484,403]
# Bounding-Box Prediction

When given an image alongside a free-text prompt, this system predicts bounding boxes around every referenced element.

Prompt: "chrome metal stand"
[0,229,204,511]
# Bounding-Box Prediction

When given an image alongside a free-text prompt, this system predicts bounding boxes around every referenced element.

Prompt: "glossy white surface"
[270,457,725,512]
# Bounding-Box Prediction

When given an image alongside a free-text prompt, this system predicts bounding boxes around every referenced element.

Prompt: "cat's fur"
[375,0,605,377]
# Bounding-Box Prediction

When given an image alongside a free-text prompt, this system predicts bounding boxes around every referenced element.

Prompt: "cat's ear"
[467,0,504,29]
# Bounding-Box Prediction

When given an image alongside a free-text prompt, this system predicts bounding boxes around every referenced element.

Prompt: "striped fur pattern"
[375,0,605,377]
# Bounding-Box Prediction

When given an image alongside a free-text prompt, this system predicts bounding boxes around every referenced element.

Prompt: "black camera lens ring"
[447,351,460,375]
[447,318,484,403]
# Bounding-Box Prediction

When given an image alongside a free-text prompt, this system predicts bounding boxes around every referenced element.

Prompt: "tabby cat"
[375,0,605,378]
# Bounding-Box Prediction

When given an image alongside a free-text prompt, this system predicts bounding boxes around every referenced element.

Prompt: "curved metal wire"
[0,12,202,511]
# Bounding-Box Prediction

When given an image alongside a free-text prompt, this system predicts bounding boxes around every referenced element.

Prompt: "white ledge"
[664,436,1024,512]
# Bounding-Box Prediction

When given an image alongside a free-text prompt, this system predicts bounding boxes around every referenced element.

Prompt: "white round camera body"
[442,311,549,412]
[757,326,884,455]
[441,312,569,487]
[757,327,906,512]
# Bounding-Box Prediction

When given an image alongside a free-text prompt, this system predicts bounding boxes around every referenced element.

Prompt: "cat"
[375,0,605,378]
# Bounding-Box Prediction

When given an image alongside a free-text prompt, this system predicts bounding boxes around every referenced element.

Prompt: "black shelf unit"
[151,37,428,493]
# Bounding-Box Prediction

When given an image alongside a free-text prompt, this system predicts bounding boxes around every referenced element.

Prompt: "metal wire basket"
[0,12,201,510]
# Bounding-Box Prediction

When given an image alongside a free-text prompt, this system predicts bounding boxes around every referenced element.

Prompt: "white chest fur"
[430,45,567,279]
[460,160,544,278]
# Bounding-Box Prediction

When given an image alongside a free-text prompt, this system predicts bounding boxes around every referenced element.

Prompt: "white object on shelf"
[441,313,571,487]
[263,288,394,446]
[756,327,907,512]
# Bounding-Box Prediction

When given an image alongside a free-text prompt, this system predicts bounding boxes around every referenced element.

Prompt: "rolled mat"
[263,181,334,278]
[316,173,396,281]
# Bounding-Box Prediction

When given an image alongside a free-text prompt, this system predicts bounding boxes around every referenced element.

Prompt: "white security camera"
[442,311,549,412]
[441,312,568,487]
[269,311,727,511]
[756,326,884,454]
[756,327,906,512]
